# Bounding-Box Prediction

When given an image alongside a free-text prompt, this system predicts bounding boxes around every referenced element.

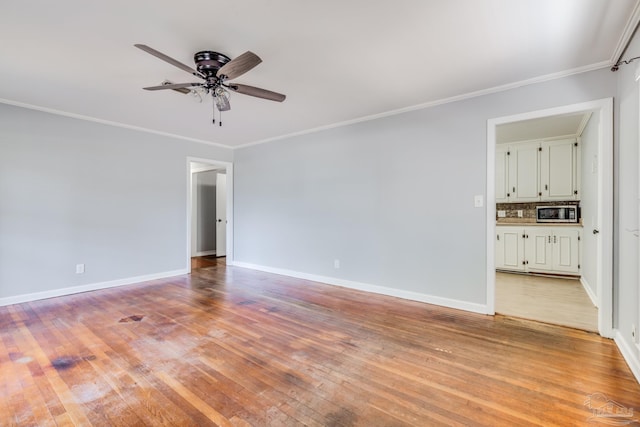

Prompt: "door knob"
[217,219,222,223]
[593,229,599,235]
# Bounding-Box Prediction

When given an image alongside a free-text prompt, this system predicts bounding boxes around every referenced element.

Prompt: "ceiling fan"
[134,44,286,125]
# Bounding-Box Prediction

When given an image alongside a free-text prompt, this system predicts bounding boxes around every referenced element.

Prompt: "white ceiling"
[1,1,638,149]
[496,112,591,144]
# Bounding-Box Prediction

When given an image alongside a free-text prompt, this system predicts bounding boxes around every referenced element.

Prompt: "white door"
[216,173,227,257]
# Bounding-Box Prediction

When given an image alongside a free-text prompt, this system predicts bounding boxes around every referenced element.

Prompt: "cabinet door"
[496,146,510,203]
[525,227,553,272]
[511,142,540,202]
[552,228,581,274]
[496,227,525,271]
[541,139,576,200]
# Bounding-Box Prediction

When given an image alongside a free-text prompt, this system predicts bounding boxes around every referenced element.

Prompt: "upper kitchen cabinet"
[511,142,541,202]
[495,137,579,203]
[496,142,540,203]
[496,145,510,202]
[540,138,580,201]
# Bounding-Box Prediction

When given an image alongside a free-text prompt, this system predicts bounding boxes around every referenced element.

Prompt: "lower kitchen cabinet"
[496,226,526,271]
[496,225,581,275]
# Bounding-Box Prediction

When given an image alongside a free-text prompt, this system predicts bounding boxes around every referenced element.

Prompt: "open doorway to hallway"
[187,157,233,273]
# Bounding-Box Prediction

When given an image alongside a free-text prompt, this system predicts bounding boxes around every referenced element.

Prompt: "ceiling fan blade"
[135,44,205,79]
[229,84,286,102]
[142,82,202,91]
[217,51,262,80]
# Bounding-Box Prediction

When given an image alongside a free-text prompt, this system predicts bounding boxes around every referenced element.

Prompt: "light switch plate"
[474,195,483,208]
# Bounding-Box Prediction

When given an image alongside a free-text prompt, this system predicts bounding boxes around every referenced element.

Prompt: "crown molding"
[610,0,640,64]
[0,98,233,150]
[235,61,610,150]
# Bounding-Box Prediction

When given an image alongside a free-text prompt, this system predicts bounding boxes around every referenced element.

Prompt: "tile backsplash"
[496,201,579,220]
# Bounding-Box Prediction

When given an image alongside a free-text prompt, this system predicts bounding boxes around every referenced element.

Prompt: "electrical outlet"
[474,195,483,208]
[517,210,523,218]
[497,210,506,218]
[76,264,85,274]
[334,259,340,269]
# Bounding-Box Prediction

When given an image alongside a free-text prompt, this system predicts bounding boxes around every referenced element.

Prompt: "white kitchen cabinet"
[496,226,526,271]
[496,142,540,203]
[550,227,581,274]
[497,225,581,275]
[525,227,553,272]
[496,145,510,203]
[511,142,541,202]
[496,138,579,202]
[540,138,580,201]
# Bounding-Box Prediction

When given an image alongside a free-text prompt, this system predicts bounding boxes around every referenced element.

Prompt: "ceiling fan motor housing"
[194,51,231,77]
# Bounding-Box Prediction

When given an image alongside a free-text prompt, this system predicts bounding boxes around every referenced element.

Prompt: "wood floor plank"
[1,258,639,426]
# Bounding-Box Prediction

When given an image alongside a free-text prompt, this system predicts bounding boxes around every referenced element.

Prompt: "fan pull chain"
[212,96,216,125]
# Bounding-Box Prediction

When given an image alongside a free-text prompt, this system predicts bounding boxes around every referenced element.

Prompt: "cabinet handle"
[538,192,542,196]
[548,236,551,243]
[554,235,557,244]
[513,187,516,193]
[497,235,500,240]
[545,184,548,190]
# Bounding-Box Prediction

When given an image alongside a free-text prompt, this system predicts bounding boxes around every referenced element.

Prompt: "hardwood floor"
[1,260,639,426]
[191,255,221,270]
[495,272,598,332]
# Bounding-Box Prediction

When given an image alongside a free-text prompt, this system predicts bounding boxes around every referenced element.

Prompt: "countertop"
[496,218,583,227]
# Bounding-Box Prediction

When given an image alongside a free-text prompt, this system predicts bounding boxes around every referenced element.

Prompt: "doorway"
[486,98,614,337]
[187,157,233,273]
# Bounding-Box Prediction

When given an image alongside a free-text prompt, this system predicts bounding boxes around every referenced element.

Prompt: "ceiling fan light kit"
[135,44,285,126]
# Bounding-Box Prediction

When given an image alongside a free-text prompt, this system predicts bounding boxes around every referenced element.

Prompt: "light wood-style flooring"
[495,272,598,332]
[1,259,638,426]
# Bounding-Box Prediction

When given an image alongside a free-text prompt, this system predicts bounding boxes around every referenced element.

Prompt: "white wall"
[234,68,617,311]
[614,31,640,374]
[0,103,232,303]
[580,112,600,301]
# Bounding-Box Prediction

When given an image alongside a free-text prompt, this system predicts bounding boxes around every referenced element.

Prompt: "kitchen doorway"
[486,98,613,337]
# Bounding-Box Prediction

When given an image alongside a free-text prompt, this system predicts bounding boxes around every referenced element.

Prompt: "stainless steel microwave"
[536,206,578,223]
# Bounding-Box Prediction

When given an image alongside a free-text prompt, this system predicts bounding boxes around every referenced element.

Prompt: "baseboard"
[195,250,216,257]
[614,331,640,385]
[230,261,489,315]
[0,269,188,307]
[580,277,598,307]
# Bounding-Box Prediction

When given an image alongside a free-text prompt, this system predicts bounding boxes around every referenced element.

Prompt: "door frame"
[186,157,234,272]
[486,98,614,338]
